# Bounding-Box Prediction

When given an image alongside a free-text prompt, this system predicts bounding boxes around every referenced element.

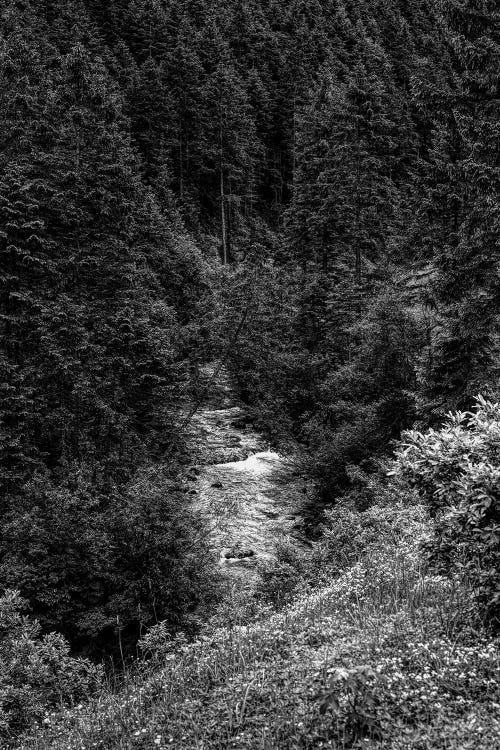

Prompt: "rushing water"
[182,367,308,579]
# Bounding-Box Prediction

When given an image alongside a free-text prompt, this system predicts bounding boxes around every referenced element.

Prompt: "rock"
[262,509,279,519]
[230,417,251,429]
[211,481,223,489]
[224,548,255,560]
[187,489,198,495]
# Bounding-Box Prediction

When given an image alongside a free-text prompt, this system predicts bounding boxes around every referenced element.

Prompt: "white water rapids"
[181,367,308,579]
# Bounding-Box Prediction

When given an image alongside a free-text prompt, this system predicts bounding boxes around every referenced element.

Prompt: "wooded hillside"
[0,1,499,733]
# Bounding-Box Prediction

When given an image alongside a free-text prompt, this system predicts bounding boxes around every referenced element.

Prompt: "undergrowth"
[15,495,500,750]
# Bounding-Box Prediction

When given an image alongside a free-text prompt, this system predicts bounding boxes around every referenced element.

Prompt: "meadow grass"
[17,503,500,750]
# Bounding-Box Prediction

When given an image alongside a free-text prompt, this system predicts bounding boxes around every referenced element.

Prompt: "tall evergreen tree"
[419,0,500,416]
[0,16,214,647]
[197,24,261,260]
[161,16,206,224]
[288,28,410,279]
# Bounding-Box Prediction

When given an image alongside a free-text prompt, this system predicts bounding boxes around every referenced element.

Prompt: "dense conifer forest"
[1,0,500,747]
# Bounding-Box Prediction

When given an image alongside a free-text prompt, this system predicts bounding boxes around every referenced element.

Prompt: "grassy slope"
[18,503,500,750]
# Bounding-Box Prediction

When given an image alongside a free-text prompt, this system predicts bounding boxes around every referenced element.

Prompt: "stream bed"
[182,367,309,580]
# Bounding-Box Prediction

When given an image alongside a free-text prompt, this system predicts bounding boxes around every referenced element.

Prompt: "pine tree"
[303,288,416,498]
[197,24,261,260]
[121,0,170,63]
[420,0,500,416]
[288,28,408,280]
[0,14,55,495]
[161,16,206,224]
[0,22,212,646]
[127,55,173,182]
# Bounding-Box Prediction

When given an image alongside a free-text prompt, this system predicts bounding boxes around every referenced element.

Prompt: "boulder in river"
[230,416,252,429]
[224,547,255,560]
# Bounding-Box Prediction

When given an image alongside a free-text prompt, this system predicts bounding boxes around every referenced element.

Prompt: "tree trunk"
[321,224,329,273]
[179,130,184,200]
[354,131,362,285]
[220,167,228,265]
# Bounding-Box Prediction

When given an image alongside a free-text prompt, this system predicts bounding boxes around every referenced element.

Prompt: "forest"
[1,0,500,747]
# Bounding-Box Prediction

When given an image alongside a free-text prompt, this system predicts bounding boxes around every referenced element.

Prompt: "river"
[182,365,308,580]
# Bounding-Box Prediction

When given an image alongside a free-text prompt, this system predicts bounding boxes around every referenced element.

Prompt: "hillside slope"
[18,500,500,750]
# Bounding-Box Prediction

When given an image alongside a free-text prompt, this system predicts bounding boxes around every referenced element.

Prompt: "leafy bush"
[317,664,387,744]
[257,479,427,608]
[256,539,311,607]
[313,494,428,575]
[107,467,222,651]
[0,590,102,742]
[396,396,500,628]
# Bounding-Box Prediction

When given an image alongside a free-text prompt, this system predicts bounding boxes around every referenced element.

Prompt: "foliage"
[0,0,499,717]
[301,289,417,497]
[0,590,101,742]
[107,468,223,649]
[221,262,310,442]
[256,483,427,608]
[0,467,221,654]
[413,0,500,417]
[221,263,418,502]
[396,397,500,629]
[317,664,387,745]
[15,488,500,750]
[0,3,216,654]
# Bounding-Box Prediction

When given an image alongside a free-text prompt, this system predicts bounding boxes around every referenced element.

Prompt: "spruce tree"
[0,27,210,644]
[161,16,206,224]
[197,24,261,260]
[288,28,407,279]
[421,0,500,416]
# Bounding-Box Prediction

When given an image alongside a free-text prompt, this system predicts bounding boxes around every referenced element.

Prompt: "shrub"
[256,539,311,607]
[0,590,102,742]
[256,481,427,608]
[107,467,223,651]
[396,396,500,628]
[313,496,428,577]
[317,664,388,745]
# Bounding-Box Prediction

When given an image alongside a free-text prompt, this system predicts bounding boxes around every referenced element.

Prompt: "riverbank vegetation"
[1,0,499,746]
[13,404,500,747]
